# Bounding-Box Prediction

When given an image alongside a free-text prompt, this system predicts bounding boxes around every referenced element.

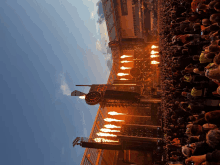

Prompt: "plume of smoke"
[60,74,71,96]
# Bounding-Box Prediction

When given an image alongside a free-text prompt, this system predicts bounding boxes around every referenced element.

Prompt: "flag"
[71,90,86,96]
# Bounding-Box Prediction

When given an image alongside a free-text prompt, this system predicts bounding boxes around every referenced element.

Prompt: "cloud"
[95,20,113,71]
[96,39,102,51]
[96,0,105,24]
[96,21,109,53]
[60,74,71,96]
[60,81,71,96]
[99,21,109,44]
[97,0,104,18]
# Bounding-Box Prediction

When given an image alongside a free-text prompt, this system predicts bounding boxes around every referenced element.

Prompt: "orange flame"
[120,66,132,70]
[97,132,117,137]
[121,60,132,63]
[150,55,159,58]
[94,138,119,143]
[120,78,128,80]
[104,118,124,122]
[108,111,127,115]
[151,60,160,64]
[120,55,133,58]
[100,128,120,132]
[104,124,121,128]
[79,95,85,99]
[151,45,159,49]
[117,73,129,76]
[151,50,159,54]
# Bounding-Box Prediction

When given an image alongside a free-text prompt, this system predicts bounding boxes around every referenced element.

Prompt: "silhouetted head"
[206,130,220,148]
[214,53,220,65]
[202,19,210,26]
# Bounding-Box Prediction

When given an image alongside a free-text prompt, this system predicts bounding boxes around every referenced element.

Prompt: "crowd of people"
[158,0,220,164]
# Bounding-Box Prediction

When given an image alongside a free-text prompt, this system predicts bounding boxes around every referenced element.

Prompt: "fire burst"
[97,132,117,137]
[121,60,132,63]
[94,138,119,143]
[100,128,120,132]
[151,45,159,49]
[120,55,133,58]
[108,111,127,116]
[104,118,124,122]
[120,66,132,70]
[79,95,85,99]
[151,60,160,64]
[150,55,159,58]
[120,78,128,80]
[117,73,129,76]
[104,124,121,128]
[151,50,159,54]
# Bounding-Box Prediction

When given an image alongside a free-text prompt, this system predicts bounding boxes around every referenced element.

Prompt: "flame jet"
[104,118,124,122]
[100,128,120,132]
[151,45,159,49]
[151,50,159,54]
[104,124,121,128]
[121,60,132,63]
[97,132,117,137]
[108,111,127,116]
[94,138,119,143]
[150,55,159,58]
[117,73,129,76]
[151,60,160,64]
[79,95,85,99]
[120,55,133,58]
[120,66,132,70]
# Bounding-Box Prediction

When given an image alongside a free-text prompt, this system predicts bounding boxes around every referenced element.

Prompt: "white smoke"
[60,74,71,96]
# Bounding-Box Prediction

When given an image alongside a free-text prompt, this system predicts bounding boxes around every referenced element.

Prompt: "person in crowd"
[158,0,220,164]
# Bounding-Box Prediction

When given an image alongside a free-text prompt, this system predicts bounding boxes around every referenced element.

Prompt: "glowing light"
[151,50,159,54]
[117,73,129,76]
[151,60,160,64]
[151,45,159,49]
[120,66,132,70]
[94,138,119,143]
[120,55,133,58]
[104,118,124,122]
[121,60,132,63]
[104,124,121,128]
[108,111,127,116]
[79,95,85,99]
[150,55,159,58]
[120,78,128,80]
[121,55,132,58]
[97,132,117,137]
[100,128,120,132]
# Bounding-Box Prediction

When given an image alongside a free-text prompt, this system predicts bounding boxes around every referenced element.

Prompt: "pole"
[76,85,93,87]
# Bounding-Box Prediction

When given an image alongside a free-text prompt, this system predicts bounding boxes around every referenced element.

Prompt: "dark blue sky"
[0,0,109,164]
